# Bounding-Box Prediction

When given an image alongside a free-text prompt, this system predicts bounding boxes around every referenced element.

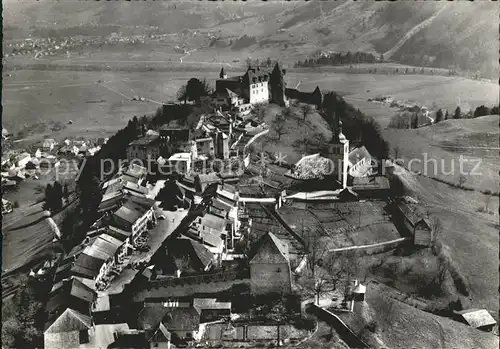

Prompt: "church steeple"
[219,67,227,79]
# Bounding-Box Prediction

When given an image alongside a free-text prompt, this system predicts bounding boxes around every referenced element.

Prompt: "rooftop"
[168,153,191,161]
[128,135,160,147]
[352,176,390,190]
[456,309,497,328]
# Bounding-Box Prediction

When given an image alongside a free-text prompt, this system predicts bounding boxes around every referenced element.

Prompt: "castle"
[211,63,288,116]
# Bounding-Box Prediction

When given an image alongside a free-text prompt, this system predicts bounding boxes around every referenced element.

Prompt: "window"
[79,330,89,344]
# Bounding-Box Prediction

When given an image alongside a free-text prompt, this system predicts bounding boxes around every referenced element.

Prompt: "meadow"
[4,64,497,144]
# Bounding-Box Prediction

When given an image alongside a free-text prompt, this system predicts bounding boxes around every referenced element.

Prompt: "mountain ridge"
[3,0,498,77]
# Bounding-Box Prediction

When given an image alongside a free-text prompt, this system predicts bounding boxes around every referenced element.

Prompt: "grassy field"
[338,284,499,349]
[384,115,499,192]
[3,65,497,143]
[394,166,499,318]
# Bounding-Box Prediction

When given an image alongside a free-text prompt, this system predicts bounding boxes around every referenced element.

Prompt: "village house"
[108,327,171,349]
[127,136,161,165]
[159,121,192,144]
[161,238,215,277]
[42,138,57,152]
[44,278,96,349]
[194,173,221,194]
[138,304,202,343]
[109,196,156,237]
[159,153,192,175]
[184,213,228,259]
[392,198,433,247]
[249,232,292,295]
[351,176,391,199]
[15,152,32,169]
[194,137,215,159]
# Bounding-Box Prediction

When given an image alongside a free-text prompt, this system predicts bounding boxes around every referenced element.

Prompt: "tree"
[457,174,467,188]
[252,103,267,121]
[44,183,53,210]
[490,105,499,115]
[435,109,444,123]
[430,216,443,247]
[454,106,461,119]
[269,301,287,346]
[393,146,401,159]
[411,113,419,129]
[177,84,188,104]
[484,193,492,213]
[301,104,313,121]
[185,78,211,104]
[52,181,63,210]
[473,105,490,118]
[303,228,328,278]
[444,110,449,120]
[272,113,287,141]
[63,182,70,199]
[78,175,102,219]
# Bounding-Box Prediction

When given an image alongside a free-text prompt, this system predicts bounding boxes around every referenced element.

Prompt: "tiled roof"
[113,205,142,225]
[83,234,122,261]
[211,198,232,214]
[197,173,221,184]
[200,213,227,232]
[138,305,169,330]
[47,278,95,317]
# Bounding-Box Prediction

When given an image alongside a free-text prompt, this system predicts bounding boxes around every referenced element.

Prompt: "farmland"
[278,201,400,250]
[3,64,498,145]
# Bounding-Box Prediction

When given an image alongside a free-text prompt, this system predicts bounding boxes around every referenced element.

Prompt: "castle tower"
[219,67,227,79]
[270,62,287,107]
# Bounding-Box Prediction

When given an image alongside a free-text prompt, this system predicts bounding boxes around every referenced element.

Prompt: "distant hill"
[3,0,498,78]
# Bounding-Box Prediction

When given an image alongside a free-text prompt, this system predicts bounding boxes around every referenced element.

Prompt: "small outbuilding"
[454,309,497,332]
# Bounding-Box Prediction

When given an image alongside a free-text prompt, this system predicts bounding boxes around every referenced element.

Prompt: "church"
[211,63,288,116]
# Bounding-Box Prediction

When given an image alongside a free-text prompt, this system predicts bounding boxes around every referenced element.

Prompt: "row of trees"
[434,104,499,124]
[295,51,378,68]
[321,92,390,159]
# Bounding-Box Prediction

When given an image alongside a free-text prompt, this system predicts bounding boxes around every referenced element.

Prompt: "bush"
[366,320,378,333]
[292,316,316,331]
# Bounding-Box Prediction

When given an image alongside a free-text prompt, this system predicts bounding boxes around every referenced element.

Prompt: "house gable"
[250,232,289,264]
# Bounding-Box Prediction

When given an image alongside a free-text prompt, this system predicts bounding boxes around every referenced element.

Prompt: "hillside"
[3,0,498,78]
[339,284,499,349]
[383,115,500,191]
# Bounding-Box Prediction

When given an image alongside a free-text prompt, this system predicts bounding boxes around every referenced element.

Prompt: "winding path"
[384,3,449,59]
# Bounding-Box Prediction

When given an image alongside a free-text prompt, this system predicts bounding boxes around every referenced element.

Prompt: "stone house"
[249,232,292,295]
